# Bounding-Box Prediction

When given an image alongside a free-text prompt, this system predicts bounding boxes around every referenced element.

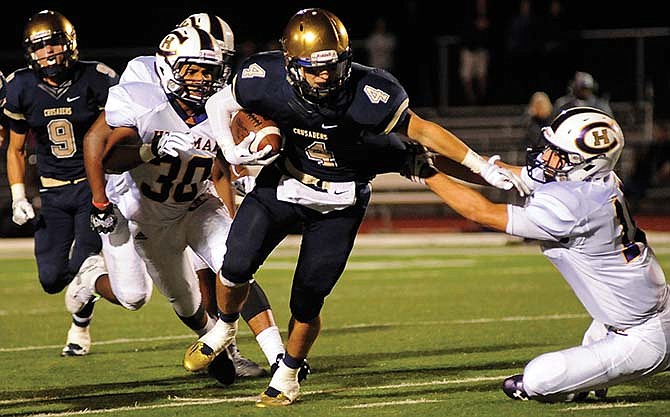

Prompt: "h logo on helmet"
[592,129,610,147]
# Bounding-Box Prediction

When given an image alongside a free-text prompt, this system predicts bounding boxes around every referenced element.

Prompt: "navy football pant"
[34,182,102,294]
[221,166,371,322]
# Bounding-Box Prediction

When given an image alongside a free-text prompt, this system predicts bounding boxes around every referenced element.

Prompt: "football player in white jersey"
[76,21,287,379]
[416,107,670,402]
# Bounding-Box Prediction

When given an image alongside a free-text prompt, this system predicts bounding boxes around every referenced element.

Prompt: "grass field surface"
[1,233,669,417]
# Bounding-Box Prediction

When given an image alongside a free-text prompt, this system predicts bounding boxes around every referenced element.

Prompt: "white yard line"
[18,376,506,416]
[0,313,588,353]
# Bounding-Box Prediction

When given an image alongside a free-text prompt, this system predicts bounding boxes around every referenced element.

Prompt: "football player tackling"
[419,107,670,402]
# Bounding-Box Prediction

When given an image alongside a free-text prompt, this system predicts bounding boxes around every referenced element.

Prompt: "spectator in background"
[522,91,553,149]
[364,17,396,73]
[459,0,491,105]
[553,71,612,117]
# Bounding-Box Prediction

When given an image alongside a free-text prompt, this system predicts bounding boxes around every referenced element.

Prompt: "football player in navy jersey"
[184,8,525,406]
[0,70,8,146]
[4,10,119,357]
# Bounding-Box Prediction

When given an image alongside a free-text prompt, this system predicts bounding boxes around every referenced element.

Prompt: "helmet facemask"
[286,49,352,103]
[167,59,225,106]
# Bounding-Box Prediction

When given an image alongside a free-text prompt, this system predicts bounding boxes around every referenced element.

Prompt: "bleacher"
[365,101,665,227]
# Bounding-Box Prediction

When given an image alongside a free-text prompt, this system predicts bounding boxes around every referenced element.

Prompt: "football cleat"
[207,349,236,386]
[183,319,238,372]
[184,341,217,372]
[227,343,267,377]
[256,392,296,407]
[61,323,91,356]
[256,360,300,407]
[65,254,105,314]
[502,374,530,401]
[270,353,311,382]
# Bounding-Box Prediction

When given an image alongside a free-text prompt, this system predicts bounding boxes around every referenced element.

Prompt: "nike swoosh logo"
[333,190,348,195]
[321,123,338,129]
[66,96,81,102]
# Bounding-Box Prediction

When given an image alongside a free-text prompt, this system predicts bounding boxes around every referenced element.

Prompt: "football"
[230,110,282,157]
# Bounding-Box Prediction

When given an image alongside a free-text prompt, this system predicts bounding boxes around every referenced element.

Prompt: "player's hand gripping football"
[480,155,531,197]
[90,201,117,234]
[223,131,275,166]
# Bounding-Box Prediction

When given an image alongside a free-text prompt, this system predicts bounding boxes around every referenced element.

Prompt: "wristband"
[10,183,26,201]
[461,149,487,174]
[139,143,156,162]
[92,199,110,210]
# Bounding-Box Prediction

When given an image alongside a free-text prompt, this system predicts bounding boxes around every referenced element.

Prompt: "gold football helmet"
[281,8,352,102]
[23,10,78,82]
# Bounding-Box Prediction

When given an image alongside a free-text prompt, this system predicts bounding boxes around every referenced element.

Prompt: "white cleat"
[65,254,105,314]
[61,322,91,357]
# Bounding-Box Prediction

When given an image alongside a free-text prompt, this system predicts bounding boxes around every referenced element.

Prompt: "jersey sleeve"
[350,68,409,135]
[232,52,284,110]
[3,70,30,134]
[506,186,583,241]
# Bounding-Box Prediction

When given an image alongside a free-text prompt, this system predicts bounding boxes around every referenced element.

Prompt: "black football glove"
[90,202,118,234]
[400,142,438,184]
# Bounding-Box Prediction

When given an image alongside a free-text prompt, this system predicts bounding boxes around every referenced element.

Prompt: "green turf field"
[1,235,670,417]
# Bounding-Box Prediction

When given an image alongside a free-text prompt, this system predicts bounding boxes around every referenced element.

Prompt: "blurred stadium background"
[1,0,668,237]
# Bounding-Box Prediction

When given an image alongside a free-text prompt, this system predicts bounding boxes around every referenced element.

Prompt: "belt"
[283,159,331,190]
[40,176,87,188]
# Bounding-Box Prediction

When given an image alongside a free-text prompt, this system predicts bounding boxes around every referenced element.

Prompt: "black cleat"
[502,374,529,400]
[270,353,311,383]
[207,349,236,386]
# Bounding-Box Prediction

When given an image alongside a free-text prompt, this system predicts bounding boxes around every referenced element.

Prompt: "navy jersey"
[0,70,7,130]
[4,61,119,180]
[232,51,409,183]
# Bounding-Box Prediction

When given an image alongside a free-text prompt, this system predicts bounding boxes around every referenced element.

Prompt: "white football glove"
[223,131,276,165]
[154,131,195,158]
[12,198,35,226]
[480,155,532,197]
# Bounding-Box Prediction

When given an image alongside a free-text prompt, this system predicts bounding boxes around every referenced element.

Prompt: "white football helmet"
[155,26,225,107]
[526,107,624,182]
[178,13,235,83]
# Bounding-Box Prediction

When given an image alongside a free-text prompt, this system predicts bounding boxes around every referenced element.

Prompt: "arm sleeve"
[204,83,243,151]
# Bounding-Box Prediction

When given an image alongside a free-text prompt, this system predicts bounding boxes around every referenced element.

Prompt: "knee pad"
[524,351,568,397]
[241,280,271,321]
[220,254,255,285]
[117,290,150,311]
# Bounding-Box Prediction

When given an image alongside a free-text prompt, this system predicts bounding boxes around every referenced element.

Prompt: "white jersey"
[507,173,668,329]
[119,56,158,84]
[104,81,220,225]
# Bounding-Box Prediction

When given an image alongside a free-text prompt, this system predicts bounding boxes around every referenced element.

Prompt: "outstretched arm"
[424,172,509,232]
